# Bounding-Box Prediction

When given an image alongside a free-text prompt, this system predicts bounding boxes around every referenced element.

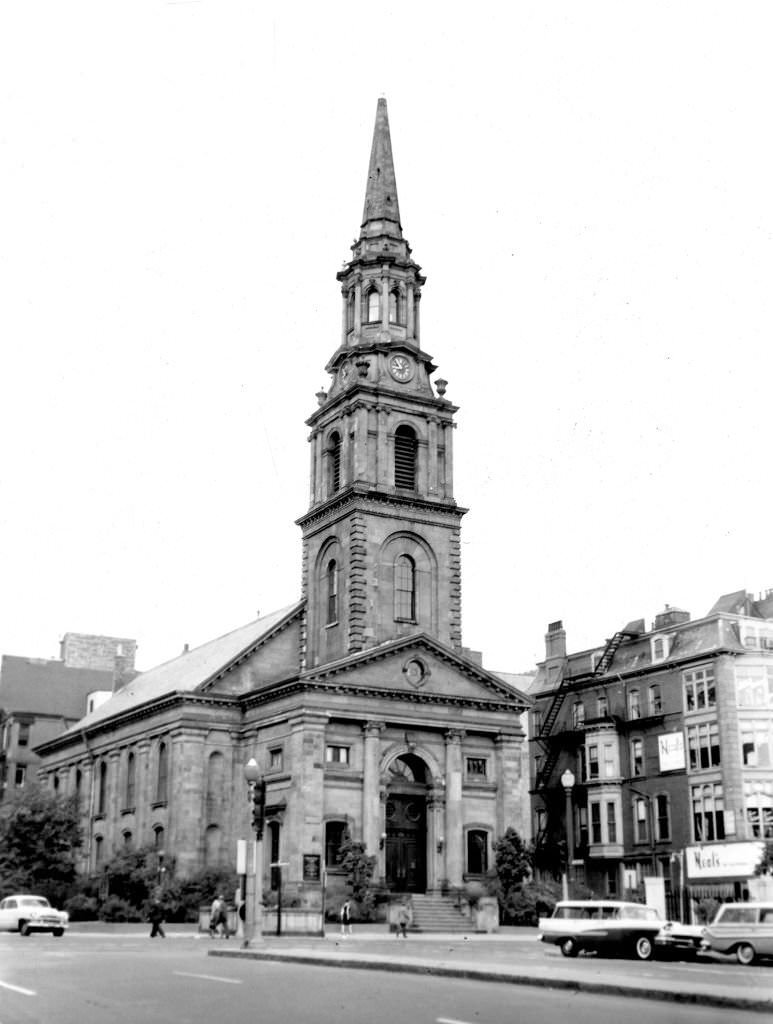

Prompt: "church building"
[36,100,531,908]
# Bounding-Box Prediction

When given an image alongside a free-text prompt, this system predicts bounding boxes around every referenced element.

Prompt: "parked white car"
[0,894,68,936]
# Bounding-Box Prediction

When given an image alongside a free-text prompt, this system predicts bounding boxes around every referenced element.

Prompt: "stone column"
[341,413,352,488]
[362,722,385,860]
[107,750,121,852]
[286,714,329,889]
[341,287,348,346]
[170,730,206,877]
[354,279,362,337]
[315,432,324,502]
[495,732,526,839]
[444,421,455,499]
[407,285,415,340]
[377,406,389,488]
[426,780,447,892]
[414,289,421,344]
[427,417,438,496]
[444,730,465,886]
[381,268,389,331]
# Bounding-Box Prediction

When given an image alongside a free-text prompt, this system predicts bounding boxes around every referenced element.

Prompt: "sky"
[1,2,772,676]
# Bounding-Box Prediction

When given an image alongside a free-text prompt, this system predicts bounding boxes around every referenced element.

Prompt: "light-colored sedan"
[0,894,69,936]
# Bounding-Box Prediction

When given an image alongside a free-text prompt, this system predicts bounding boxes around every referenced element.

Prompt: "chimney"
[545,620,566,660]
[653,605,690,630]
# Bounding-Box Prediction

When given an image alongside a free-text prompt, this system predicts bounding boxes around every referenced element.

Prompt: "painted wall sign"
[686,841,764,879]
[658,731,686,771]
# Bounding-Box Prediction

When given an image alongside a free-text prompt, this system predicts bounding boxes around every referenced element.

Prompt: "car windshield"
[20,897,50,908]
[621,906,660,921]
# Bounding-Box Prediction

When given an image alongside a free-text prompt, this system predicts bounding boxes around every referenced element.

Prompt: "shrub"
[64,893,99,921]
[99,895,142,922]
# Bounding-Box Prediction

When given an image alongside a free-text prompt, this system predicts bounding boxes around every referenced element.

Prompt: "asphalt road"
[0,932,767,1024]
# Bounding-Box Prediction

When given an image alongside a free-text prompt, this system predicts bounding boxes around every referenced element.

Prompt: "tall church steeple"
[297,99,467,670]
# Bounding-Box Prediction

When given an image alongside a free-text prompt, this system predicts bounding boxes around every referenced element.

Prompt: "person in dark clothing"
[149,900,166,938]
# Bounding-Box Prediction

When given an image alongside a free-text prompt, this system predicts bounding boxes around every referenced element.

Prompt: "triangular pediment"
[300,633,531,710]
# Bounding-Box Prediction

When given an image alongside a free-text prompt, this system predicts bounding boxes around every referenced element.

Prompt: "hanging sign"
[658,731,686,771]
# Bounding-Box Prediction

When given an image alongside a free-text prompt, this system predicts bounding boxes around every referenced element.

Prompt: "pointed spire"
[361,97,402,239]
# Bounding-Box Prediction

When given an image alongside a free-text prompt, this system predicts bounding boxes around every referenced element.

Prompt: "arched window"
[326,559,338,624]
[389,290,398,323]
[394,555,416,621]
[75,768,82,809]
[649,684,662,714]
[154,825,165,850]
[125,751,136,808]
[347,291,355,330]
[97,761,107,814]
[156,742,168,803]
[597,693,608,717]
[394,425,417,489]
[122,830,133,849]
[52,772,59,791]
[367,289,380,322]
[328,431,341,493]
[94,835,104,869]
[467,829,489,874]
[572,701,585,728]
[204,825,221,867]
[325,820,348,867]
[634,797,649,842]
[631,738,644,776]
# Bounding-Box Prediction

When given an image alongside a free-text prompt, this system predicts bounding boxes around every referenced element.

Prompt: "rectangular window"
[597,694,608,717]
[687,721,721,769]
[634,798,649,843]
[466,757,488,778]
[14,764,26,787]
[590,802,602,844]
[628,690,641,720]
[684,667,716,713]
[606,802,617,844]
[572,702,585,728]
[588,745,599,780]
[269,748,283,771]
[655,794,670,840]
[578,805,588,848]
[740,723,771,767]
[631,739,644,776]
[649,685,662,715]
[17,722,30,747]
[326,745,350,765]
[692,782,725,842]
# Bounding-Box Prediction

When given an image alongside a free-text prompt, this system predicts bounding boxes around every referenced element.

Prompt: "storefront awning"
[688,882,736,899]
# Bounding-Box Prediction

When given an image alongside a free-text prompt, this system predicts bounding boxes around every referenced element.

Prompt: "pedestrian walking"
[396,901,410,938]
[339,899,353,938]
[149,899,166,938]
[209,894,230,938]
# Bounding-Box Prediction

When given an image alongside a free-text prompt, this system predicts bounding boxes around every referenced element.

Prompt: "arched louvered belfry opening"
[394,425,417,489]
[328,431,342,494]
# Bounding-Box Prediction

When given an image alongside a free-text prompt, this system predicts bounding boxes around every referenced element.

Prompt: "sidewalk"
[207,926,773,1014]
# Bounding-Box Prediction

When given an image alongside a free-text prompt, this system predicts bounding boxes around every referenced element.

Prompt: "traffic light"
[251,779,266,839]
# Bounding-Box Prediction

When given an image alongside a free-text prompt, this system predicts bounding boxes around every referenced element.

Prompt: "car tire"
[634,935,654,961]
[53,929,64,938]
[736,943,756,966]
[560,937,579,958]
[19,922,31,937]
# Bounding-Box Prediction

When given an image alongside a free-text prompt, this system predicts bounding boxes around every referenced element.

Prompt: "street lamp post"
[561,768,576,901]
[243,757,265,947]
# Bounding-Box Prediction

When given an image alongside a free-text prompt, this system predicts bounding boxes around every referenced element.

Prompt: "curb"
[208,949,773,1014]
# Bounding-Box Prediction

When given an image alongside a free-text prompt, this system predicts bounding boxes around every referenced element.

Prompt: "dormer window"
[651,634,671,663]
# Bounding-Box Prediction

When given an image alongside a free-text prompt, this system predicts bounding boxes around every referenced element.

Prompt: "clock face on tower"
[388,354,413,382]
[338,361,352,386]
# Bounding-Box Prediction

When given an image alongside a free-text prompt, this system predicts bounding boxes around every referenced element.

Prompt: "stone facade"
[36,100,531,905]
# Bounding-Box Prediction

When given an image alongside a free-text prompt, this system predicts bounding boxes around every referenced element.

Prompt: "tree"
[339,835,377,920]
[0,787,82,903]
[487,827,538,924]
[754,842,773,876]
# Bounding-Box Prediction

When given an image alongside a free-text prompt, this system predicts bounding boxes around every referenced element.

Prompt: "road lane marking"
[437,1019,475,1024]
[0,980,36,996]
[173,971,242,985]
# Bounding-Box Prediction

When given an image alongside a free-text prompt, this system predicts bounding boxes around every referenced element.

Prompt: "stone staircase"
[409,893,471,933]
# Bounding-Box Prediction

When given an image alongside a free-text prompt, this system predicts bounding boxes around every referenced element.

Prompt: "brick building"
[530,590,773,916]
[0,633,135,801]
[36,100,531,906]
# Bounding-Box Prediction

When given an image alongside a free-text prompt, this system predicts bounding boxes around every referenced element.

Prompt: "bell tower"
[297,98,467,669]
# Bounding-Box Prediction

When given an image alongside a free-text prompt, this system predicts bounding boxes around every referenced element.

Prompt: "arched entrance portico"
[384,753,428,893]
